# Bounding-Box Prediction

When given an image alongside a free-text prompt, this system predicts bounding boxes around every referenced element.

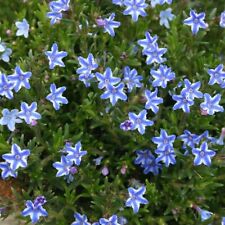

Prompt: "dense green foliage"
[0,0,225,224]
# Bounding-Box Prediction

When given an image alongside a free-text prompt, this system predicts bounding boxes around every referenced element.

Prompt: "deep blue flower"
[123,0,148,22]
[45,43,68,69]
[46,83,68,110]
[0,108,22,131]
[53,155,73,177]
[195,130,217,145]
[0,162,18,179]
[0,74,14,99]
[66,141,87,166]
[96,13,121,37]
[152,129,176,150]
[46,7,63,25]
[71,212,91,225]
[99,215,120,225]
[2,144,30,171]
[150,65,175,88]
[178,130,198,149]
[155,145,176,167]
[220,11,225,28]
[112,0,124,6]
[207,64,225,86]
[125,186,148,213]
[8,66,32,92]
[78,73,95,87]
[172,93,194,113]
[21,200,48,224]
[33,196,47,207]
[50,0,70,12]
[183,10,208,35]
[120,120,133,131]
[142,157,162,175]
[123,66,143,92]
[96,67,121,89]
[15,18,29,38]
[134,149,154,166]
[181,79,203,100]
[137,31,158,53]
[200,93,224,115]
[18,102,42,124]
[144,88,163,114]
[144,43,167,65]
[195,206,213,222]
[192,142,216,166]
[100,83,127,106]
[128,109,154,135]
[159,8,175,29]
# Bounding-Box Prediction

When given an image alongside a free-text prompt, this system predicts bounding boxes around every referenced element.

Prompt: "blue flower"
[0,108,22,131]
[0,74,14,99]
[150,65,175,88]
[2,144,30,171]
[183,10,208,35]
[46,7,63,25]
[195,206,213,222]
[96,67,121,89]
[123,0,148,22]
[150,0,162,7]
[137,31,158,53]
[192,142,216,166]
[71,212,90,225]
[45,43,68,69]
[152,129,176,150]
[178,130,198,149]
[144,43,167,65]
[8,66,32,92]
[33,196,47,207]
[195,130,217,145]
[128,109,154,135]
[207,64,225,86]
[181,79,203,100]
[0,39,12,62]
[112,0,124,6]
[144,88,163,114]
[66,141,87,166]
[100,83,127,106]
[49,0,70,12]
[125,186,148,213]
[222,217,225,225]
[79,73,95,87]
[0,162,18,179]
[46,83,68,110]
[159,8,175,29]
[21,200,48,224]
[18,102,42,124]
[53,155,73,177]
[220,11,225,28]
[155,145,176,167]
[200,93,224,115]
[134,149,154,166]
[96,13,121,37]
[99,215,120,225]
[120,120,133,131]
[123,66,143,92]
[172,93,194,113]
[142,157,162,175]
[15,18,29,38]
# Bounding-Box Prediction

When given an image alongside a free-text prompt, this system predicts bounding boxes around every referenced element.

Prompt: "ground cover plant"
[0,0,225,224]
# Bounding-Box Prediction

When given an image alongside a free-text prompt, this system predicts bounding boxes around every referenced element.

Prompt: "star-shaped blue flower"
[159,8,175,29]
[178,130,198,149]
[172,93,194,113]
[181,79,203,100]
[155,145,176,167]
[123,0,148,22]
[0,108,22,131]
[137,31,158,53]
[125,186,149,213]
[46,6,63,25]
[15,18,29,38]
[45,43,68,69]
[134,149,154,166]
[128,109,154,135]
[2,144,30,171]
[100,83,127,106]
[123,66,143,92]
[50,0,70,12]
[207,64,225,86]
[200,93,224,115]
[183,10,208,35]
[99,215,120,225]
[0,162,18,179]
[192,142,216,166]
[144,88,163,114]
[8,66,32,92]
[21,200,48,224]
[96,13,121,37]
[71,212,90,225]
[0,73,14,99]
[142,157,162,175]
[46,83,68,110]
[66,141,87,166]
[220,11,225,28]
[150,65,175,88]
[196,206,213,222]
[152,129,176,149]
[96,67,121,89]
[18,102,42,124]
[53,155,73,177]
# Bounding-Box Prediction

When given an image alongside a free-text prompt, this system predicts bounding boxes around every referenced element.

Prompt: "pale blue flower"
[220,11,225,28]
[50,0,70,12]
[112,0,124,6]
[15,18,29,38]
[159,8,175,28]
[0,73,14,99]
[53,155,73,177]
[196,206,213,221]
[72,212,91,225]
[0,40,12,62]
[46,7,63,25]
[99,215,120,225]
